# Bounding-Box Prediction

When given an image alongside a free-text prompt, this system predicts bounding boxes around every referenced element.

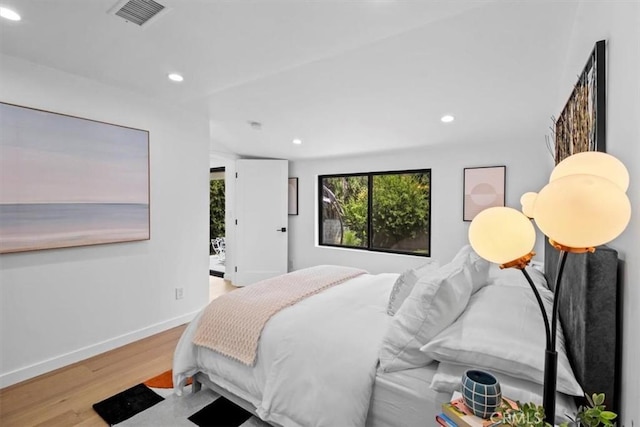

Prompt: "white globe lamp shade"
[534,175,631,249]
[551,151,629,192]
[520,192,538,218]
[469,207,536,265]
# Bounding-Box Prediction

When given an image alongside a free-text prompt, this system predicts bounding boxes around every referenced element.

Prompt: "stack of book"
[435,391,517,427]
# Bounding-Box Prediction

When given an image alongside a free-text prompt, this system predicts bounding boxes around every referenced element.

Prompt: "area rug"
[93,370,269,426]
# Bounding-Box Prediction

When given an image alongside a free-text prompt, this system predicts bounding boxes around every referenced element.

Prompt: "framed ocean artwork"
[0,102,150,254]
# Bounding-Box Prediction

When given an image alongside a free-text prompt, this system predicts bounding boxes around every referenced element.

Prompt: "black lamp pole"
[518,250,568,423]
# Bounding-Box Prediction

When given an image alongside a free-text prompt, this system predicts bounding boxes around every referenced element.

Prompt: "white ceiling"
[0,0,581,160]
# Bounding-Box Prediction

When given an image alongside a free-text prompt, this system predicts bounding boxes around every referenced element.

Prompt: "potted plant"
[560,393,617,427]
[494,393,617,427]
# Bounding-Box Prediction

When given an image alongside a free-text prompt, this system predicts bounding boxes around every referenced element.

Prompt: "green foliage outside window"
[371,173,430,251]
[210,179,225,253]
[320,170,430,255]
[322,176,368,248]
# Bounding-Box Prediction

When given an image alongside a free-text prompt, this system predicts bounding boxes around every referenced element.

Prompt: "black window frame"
[318,168,431,257]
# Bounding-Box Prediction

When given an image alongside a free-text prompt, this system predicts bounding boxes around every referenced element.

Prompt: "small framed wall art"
[463,166,506,221]
[288,177,298,215]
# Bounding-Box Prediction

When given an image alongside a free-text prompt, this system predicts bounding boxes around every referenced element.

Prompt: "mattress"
[366,364,450,427]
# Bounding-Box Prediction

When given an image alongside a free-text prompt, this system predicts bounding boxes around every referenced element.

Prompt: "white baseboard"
[0,310,200,389]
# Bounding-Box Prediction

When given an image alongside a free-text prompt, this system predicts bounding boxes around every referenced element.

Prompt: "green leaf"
[600,411,617,420]
[593,393,605,406]
[584,408,598,417]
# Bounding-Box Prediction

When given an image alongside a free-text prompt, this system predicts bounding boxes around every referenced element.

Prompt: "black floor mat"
[92,383,164,425]
[188,396,253,427]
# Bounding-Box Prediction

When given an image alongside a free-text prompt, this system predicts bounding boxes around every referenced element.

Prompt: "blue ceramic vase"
[461,369,502,419]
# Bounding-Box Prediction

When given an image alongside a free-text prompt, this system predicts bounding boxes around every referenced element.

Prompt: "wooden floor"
[209,275,236,301]
[0,325,186,427]
[0,277,236,427]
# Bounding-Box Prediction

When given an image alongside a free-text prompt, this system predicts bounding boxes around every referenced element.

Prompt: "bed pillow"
[487,264,548,291]
[461,246,492,293]
[379,246,486,372]
[430,362,577,423]
[387,260,440,316]
[420,285,583,396]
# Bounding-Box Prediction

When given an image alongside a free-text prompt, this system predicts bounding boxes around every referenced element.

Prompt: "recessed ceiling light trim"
[168,73,184,82]
[441,115,455,123]
[0,7,21,21]
[292,139,302,145]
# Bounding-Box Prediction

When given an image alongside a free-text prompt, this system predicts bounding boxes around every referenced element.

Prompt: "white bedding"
[174,272,399,427]
[366,364,451,427]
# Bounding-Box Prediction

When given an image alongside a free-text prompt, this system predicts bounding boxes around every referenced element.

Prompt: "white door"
[234,159,288,286]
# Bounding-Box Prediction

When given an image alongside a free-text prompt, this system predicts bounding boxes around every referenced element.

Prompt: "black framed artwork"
[554,40,606,164]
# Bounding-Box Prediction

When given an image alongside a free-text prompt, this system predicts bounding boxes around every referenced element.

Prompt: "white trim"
[0,310,199,388]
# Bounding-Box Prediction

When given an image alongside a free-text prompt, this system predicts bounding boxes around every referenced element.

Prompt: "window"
[319,169,431,256]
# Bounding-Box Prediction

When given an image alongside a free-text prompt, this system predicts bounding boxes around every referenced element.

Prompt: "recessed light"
[441,115,455,123]
[292,139,302,145]
[168,73,184,82]
[0,7,21,21]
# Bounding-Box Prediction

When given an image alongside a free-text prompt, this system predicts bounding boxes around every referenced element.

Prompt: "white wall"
[557,2,639,424]
[289,137,550,273]
[0,55,211,387]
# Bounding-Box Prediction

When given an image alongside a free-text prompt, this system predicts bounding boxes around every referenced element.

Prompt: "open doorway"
[209,167,225,277]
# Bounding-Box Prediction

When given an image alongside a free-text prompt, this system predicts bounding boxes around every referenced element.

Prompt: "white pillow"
[463,246,491,293]
[487,264,548,291]
[421,285,583,396]
[430,362,577,424]
[387,260,440,316]
[379,246,488,372]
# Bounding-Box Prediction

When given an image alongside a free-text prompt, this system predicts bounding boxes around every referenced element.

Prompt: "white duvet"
[174,272,398,427]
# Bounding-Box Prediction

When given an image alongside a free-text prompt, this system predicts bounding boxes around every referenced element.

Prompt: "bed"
[173,243,619,426]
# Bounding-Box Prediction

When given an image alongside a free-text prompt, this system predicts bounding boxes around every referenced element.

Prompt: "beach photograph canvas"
[0,102,150,254]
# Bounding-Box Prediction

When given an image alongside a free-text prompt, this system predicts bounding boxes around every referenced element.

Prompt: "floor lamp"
[468,152,630,423]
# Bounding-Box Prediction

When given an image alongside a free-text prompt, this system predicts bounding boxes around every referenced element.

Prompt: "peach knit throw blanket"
[192,265,366,365]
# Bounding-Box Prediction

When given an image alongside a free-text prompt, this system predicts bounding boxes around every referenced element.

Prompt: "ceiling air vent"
[110,0,167,26]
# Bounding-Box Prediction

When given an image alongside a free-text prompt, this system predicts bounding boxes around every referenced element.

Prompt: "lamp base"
[543,349,558,423]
